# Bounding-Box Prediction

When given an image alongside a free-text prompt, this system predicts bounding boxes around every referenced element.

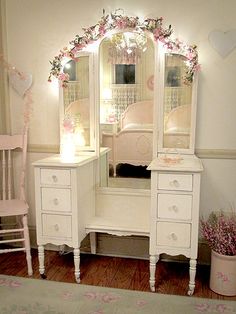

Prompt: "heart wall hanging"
[208,29,236,58]
[9,71,33,97]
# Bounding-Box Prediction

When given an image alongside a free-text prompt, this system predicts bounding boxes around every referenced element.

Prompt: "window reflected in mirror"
[62,55,91,149]
[163,53,192,150]
[99,32,154,189]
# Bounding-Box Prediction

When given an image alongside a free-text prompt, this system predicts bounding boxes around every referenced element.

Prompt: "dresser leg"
[188,258,197,295]
[74,248,80,283]
[38,245,46,278]
[90,232,97,254]
[150,254,159,292]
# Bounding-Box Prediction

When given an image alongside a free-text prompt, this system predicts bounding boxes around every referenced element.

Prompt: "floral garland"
[48,12,200,87]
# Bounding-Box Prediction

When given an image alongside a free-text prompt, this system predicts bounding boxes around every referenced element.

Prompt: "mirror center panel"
[99,32,154,189]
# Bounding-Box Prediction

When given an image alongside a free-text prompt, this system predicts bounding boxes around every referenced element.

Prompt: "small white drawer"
[101,123,117,133]
[41,188,71,212]
[157,194,192,220]
[156,222,191,248]
[40,169,71,186]
[158,173,192,191]
[42,214,72,238]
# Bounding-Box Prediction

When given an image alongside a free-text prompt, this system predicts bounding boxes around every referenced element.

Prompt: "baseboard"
[29,226,211,264]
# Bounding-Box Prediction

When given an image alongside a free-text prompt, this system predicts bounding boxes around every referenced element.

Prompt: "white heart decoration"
[208,30,236,58]
[9,71,33,97]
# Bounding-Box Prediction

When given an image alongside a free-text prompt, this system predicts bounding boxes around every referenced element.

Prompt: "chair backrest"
[0,130,28,201]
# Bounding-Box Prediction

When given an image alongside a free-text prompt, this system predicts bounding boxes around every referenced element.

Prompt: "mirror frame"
[59,51,96,153]
[49,12,200,161]
[157,49,198,155]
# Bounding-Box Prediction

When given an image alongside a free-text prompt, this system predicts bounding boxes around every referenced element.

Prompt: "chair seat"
[0,199,29,217]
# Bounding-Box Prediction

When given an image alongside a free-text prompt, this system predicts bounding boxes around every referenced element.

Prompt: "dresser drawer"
[40,169,71,186]
[156,222,191,248]
[42,214,72,238]
[157,194,192,220]
[158,173,192,191]
[101,123,117,133]
[41,188,71,212]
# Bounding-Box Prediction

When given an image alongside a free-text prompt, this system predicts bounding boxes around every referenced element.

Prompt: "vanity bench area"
[34,12,203,295]
[33,153,151,283]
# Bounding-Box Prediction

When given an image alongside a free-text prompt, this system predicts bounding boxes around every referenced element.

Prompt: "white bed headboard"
[120,100,153,129]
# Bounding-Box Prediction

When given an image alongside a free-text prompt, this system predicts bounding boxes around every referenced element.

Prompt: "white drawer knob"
[53,198,59,205]
[169,232,177,241]
[171,205,178,212]
[170,180,179,188]
[52,175,58,183]
[54,224,59,231]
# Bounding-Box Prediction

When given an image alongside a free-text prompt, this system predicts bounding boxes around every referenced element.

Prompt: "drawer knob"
[53,198,59,205]
[52,175,58,183]
[169,232,177,241]
[171,205,178,212]
[170,180,179,188]
[54,224,59,231]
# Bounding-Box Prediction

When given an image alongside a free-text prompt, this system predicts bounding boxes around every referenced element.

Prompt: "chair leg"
[22,215,33,276]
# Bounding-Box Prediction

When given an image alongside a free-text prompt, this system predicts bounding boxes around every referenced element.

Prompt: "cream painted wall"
[2,0,236,250]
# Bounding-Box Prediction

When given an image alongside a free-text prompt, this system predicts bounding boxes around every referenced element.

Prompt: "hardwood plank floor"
[0,248,236,301]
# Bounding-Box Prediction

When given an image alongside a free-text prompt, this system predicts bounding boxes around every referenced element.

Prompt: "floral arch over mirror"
[48,11,200,87]
[49,11,200,187]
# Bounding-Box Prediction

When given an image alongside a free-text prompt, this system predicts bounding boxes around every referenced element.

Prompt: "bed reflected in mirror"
[99,32,154,189]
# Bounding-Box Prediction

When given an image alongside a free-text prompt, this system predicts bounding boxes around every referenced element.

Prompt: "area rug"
[0,275,236,314]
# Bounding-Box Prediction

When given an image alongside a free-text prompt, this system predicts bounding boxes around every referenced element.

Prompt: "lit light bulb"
[127,48,132,54]
[64,63,71,69]
[60,133,76,163]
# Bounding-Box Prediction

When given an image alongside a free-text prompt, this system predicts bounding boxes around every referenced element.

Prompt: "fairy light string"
[48,11,200,87]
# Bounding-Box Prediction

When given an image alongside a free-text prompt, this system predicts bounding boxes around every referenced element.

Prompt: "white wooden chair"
[0,130,33,276]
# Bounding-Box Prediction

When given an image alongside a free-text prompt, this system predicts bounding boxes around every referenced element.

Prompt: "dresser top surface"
[148,154,203,172]
[33,153,97,168]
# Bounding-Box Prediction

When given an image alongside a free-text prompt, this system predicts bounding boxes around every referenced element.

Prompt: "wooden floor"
[0,248,235,301]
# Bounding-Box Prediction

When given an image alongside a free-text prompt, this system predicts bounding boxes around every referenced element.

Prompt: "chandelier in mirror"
[109,32,147,64]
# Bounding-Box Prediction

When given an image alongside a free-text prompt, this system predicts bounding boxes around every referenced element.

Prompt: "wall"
[1,0,236,260]
[0,0,10,133]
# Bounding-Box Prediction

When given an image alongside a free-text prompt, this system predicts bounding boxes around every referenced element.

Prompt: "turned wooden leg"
[188,258,197,296]
[90,232,97,254]
[150,255,159,292]
[22,215,33,276]
[38,245,46,278]
[74,248,80,283]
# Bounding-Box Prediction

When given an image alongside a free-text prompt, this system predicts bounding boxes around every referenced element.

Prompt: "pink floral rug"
[0,275,236,313]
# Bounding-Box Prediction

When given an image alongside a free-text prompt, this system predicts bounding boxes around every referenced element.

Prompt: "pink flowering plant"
[200,210,236,256]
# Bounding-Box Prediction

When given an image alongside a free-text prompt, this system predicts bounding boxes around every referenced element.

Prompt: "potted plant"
[200,210,236,296]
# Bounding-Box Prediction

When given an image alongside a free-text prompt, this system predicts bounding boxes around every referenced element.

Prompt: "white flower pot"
[210,250,236,296]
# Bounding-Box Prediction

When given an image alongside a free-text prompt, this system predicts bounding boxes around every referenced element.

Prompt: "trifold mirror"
[55,12,199,190]
[99,31,154,189]
[159,53,196,154]
[60,53,95,151]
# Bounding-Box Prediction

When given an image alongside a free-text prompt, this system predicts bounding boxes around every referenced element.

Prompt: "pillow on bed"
[123,123,153,130]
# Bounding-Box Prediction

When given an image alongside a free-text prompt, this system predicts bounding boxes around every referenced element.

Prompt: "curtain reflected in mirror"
[163,54,192,150]
[99,32,154,189]
[63,56,91,148]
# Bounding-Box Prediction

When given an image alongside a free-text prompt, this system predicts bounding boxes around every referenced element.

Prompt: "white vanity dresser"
[33,154,97,283]
[147,49,203,294]
[37,12,203,294]
[148,155,203,295]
